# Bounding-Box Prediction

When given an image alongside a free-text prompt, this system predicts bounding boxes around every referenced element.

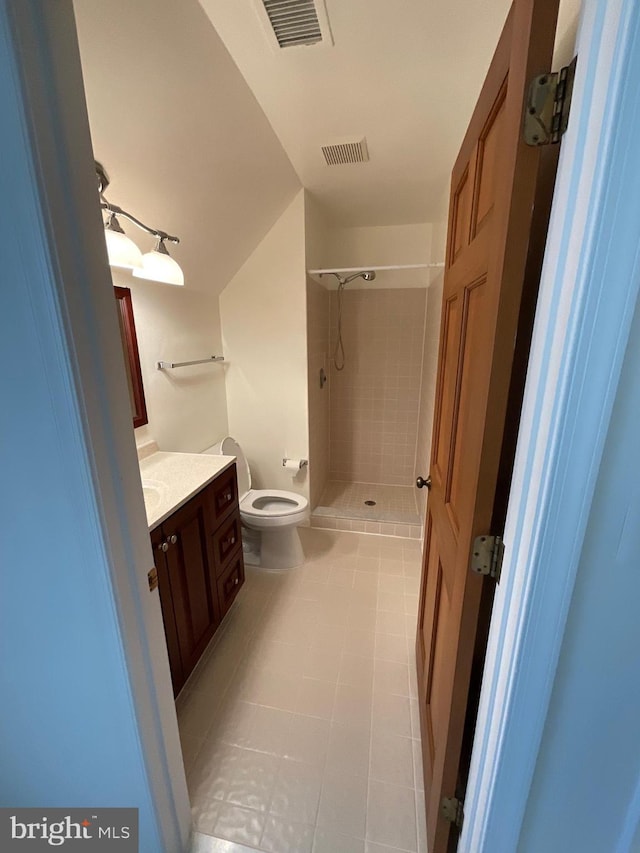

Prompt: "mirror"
[114,286,148,428]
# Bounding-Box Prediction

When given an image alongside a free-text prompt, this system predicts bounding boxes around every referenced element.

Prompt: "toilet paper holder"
[282,458,308,469]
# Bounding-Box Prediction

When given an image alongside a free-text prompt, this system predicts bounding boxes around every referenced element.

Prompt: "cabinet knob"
[416,476,432,490]
[158,542,169,553]
[168,534,178,545]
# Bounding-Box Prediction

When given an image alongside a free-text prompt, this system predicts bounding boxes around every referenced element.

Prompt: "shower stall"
[307,266,442,539]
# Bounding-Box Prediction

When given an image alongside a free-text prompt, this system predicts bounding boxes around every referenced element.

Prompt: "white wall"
[110,271,229,452]
[220,190,309,498]
[74,0,300,454]
[324,222,434,289]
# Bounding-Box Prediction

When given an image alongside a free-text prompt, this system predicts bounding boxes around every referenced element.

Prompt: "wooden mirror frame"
[114,286,148,429]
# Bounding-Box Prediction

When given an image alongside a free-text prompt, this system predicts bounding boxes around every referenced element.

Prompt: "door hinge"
[148,566,159,592]
[523,56,577,146]
[470,535,504,583]
[441,796,464,830]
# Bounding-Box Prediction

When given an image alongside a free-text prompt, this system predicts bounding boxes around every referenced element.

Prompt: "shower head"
[329,270,377,286]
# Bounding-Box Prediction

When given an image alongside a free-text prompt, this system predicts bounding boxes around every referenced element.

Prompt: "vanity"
[140,450,245,696]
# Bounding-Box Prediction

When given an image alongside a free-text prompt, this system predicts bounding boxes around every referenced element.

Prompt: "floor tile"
[366,781,417,852]
[370,731,415,788]
[224,747,279,812]
[375,633,410,664]
[237,668,302,711]
[210,701,256,749]
[345,626,377,657]
[304,643,343,681]
[317,772,368,839]
[296,678,337,719]
[325,721,371,777]
[245,705,294,756]
[189,831,257,853]
[314,827,366,853]
[374,660,410,697]
[261,816,314,853]
[282,714,331,766]
[375,610,407,636]
[339,652,374,689]
[365,843,414,853]
[269,758,323,823]
[213,803,266,848]
[371,691,412,739]
[333,682,373,727]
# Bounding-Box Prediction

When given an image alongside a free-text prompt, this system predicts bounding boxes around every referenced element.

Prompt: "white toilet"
[204,436,309,570]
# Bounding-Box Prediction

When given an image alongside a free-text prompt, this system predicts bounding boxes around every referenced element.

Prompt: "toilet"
[203,436,308,570]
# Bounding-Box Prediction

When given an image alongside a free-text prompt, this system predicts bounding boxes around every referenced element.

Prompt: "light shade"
[104,214,143,270]
[133,239,184,286]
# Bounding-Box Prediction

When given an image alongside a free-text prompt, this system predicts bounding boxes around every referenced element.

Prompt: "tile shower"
[307,279,437,538]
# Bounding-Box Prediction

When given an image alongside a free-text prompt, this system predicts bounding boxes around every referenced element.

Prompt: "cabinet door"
[164,491,221,685]
[151,527,184,696]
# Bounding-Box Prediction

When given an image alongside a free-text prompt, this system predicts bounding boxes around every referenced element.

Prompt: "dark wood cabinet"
[152,464,244,696]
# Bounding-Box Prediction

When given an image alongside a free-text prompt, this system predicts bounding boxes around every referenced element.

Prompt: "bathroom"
[67,1,564,852]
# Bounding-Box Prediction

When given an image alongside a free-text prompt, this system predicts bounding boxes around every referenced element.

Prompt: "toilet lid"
[241,489,308,518]
[219,436,251,496]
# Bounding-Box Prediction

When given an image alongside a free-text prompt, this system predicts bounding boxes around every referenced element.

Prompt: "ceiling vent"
[321,138,370,166]
[255,0,333,50]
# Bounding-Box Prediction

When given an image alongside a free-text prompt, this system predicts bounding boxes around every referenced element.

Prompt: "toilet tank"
[202,437,251,497]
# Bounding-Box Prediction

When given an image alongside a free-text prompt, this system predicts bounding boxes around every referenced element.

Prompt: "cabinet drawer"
[212,509,242,576]
[210,465,238,522]
[217,552,244,619]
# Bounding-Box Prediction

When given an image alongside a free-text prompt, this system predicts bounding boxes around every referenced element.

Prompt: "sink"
[141,480,162,515]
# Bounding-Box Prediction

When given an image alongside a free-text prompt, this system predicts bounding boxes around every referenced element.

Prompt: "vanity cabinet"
[152,464,244,696]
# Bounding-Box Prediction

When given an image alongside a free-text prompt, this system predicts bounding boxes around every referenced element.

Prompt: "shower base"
[311,480,423,539]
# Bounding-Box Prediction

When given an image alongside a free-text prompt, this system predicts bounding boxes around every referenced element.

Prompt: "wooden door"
[416,1,560,850]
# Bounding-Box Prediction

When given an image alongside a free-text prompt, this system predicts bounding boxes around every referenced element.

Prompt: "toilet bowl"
[203,437,308,570]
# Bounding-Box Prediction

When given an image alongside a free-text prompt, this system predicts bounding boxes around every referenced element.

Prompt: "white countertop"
[139,451,236,530]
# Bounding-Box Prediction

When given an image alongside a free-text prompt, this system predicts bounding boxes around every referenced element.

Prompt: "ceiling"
[199,0,513,226]
[74,0,301,295]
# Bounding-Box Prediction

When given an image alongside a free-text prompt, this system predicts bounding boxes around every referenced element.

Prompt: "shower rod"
[307,263,444,275]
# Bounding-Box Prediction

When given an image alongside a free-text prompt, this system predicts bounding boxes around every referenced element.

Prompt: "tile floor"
[180,527,427,853]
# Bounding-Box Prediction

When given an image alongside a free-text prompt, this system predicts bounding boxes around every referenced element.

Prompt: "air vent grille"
[321,138,370,166]
[262,0,323,48]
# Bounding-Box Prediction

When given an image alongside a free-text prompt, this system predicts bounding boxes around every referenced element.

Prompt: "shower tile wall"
[330,289,426,486]
[306,278,331,509]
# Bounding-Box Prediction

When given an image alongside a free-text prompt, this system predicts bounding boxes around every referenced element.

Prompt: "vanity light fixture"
[96,161,185,286]
[104,211,143,271]
[133,236,184,287]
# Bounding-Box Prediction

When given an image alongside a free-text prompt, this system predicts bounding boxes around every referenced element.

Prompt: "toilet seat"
[240,489,308,529]
[241,489,308,517]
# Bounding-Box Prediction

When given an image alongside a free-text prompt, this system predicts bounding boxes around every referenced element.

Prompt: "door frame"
[460,0,640,848]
